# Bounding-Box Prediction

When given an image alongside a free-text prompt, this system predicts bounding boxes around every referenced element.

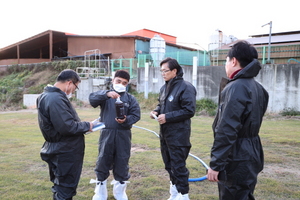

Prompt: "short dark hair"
[160,57,182,75]
[57,69,81,84]
[227,40,258,68]
[114,70,130,81]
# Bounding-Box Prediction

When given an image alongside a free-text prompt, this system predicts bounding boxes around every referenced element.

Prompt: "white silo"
[208,29,224,51]
[150,34,166,67]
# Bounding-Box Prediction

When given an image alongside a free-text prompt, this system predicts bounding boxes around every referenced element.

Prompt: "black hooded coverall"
[154,69,196,195]
[37,86,91,200]
[89,89,140,182]
[210,59,269,200]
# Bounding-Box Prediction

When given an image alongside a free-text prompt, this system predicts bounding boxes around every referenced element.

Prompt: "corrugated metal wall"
[214,44,300,65]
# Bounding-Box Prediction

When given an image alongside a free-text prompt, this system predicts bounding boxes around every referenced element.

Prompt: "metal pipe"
[144,63,149,99]
[267,21,272,63]
[262,21,272,63]
[192,57,197,88]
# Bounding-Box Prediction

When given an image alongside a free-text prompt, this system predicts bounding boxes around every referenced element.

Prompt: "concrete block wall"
[257,64,300,112]
[137,64,300,113]
[23,94,40,108]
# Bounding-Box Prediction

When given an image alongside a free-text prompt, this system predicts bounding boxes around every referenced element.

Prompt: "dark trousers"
[218,180,256,200]
[160,139,191,194]
[41,151,84,200]
[95,129,131,182]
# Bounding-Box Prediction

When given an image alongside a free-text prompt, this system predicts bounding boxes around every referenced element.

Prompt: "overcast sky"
[1,0,299,51]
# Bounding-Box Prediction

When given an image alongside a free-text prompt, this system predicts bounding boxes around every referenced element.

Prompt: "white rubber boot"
[90,179,108,200]
[111,180,129,200]
[167,181,178,200]
[175,193,190,200]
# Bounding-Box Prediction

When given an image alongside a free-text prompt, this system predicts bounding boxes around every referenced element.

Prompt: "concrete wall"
[76,77,111,102]
[137,65,226,103]
[28,64,298,114]
[136,64,300,113]
[76,78,93,102]
[257,64,300,112]
[23,94,40,108]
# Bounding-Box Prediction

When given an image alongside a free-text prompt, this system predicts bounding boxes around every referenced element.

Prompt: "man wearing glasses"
[150,57,197,200]
[37,69,93,200]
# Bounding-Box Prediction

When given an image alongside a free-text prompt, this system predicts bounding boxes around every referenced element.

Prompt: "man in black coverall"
[150,57,196,200]
[89,70,140,200]
[207,41,269,200]
[37,69,93,200]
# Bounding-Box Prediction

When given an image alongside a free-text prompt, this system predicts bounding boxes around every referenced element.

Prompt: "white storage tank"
[150,34,166,67]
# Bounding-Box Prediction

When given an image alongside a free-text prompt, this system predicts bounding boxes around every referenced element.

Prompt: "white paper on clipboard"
[151,113,158,121]
[92,122,105,131]
[85,117,106,134]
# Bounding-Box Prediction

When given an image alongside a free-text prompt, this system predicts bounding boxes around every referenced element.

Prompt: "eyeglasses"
[160,69,171,74]
[72,82,79,91]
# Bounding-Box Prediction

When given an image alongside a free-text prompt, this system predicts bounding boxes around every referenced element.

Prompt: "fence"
[109,51,210,78]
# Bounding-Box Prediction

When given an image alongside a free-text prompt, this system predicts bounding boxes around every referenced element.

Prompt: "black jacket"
[89,90,140,129]
[154,69,197,146]
[210,59,269,173]
[37,86,90,155]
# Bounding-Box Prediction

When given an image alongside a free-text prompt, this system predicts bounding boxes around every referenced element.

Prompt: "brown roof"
[0,30,67,51]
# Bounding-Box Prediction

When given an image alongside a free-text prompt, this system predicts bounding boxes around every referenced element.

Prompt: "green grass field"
[0,108,300,200]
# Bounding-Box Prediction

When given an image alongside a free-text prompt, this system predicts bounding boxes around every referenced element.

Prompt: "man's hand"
[157,114,166,124]
[115,116,126,124]
[107,91,120,99]
[207,168,219,182]
[89,122,93,132]
[150,111,158,119]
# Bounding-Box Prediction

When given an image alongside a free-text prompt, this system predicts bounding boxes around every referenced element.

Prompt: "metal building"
[209,30,300,65]
[0,29,209,69]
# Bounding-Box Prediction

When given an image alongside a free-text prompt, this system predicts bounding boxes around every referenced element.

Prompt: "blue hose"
[133,125,208,182]
[287,58,300,64]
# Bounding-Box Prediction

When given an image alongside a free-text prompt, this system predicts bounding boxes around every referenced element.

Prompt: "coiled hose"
[133,125,208,182]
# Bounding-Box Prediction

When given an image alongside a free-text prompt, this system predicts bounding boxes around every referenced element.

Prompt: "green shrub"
[0,61,87,110]
[52,60,84,72]
[132,92,159,111]
[131,93,218,116]
[195,98,217,116]
[0,72,32,108]
[6,88,23,104]
[26,84,46,94]
[279,107,300,116]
